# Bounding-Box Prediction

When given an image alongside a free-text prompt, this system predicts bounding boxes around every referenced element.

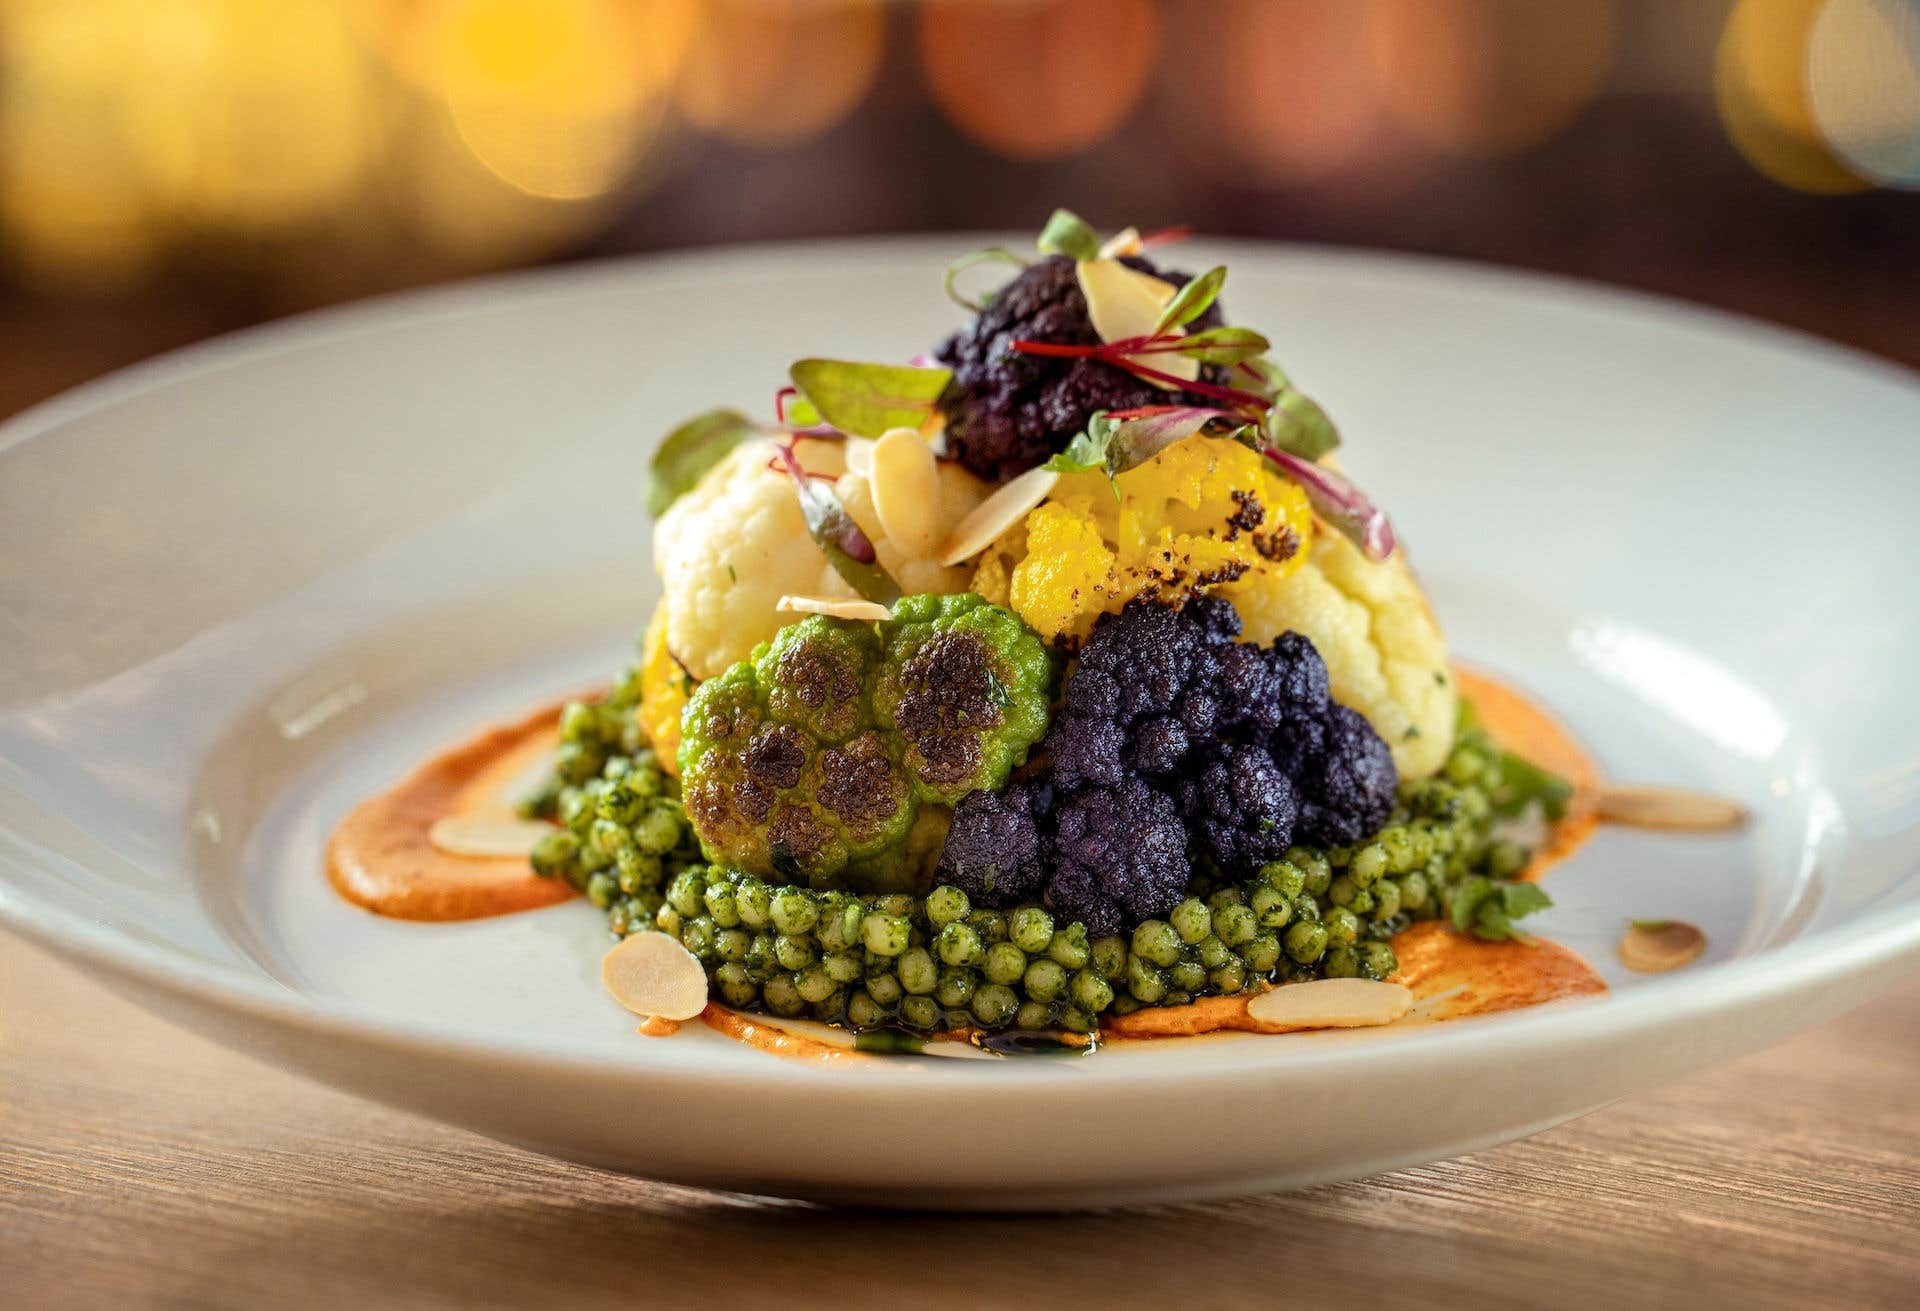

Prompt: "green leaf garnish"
[1169,325,1271,366]
[1450,876,1554,943]
[647,408,758,516]
[1043,418,1115,476]
[1036,207,1101,261]
[944,246,1029,312]
[1153,264,1225,335]
[1264,388,1341,461]
[1045,407,1256,490]
[770,442,902,606]
[785,395,822,428]
[1489,751,1575,822]
[788,358,951,440]
[1629,918,1673,932]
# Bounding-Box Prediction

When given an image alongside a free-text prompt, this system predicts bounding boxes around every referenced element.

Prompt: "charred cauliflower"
[678,595,1055,890]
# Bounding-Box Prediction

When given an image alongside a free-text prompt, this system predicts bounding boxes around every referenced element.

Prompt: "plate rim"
[4,236,1920,1089]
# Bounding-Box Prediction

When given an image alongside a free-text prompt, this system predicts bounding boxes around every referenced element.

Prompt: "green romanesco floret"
[677,594,1056,891]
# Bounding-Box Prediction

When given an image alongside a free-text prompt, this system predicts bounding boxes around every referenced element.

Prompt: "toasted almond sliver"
[1243,978,1412,1032]
[602,933,710,1021]
[1618,920,1707,973]
[843,436,875,479]
[426,815,556,859]
[869,427,942,559]
[778,595,893,623]
[938,466,1059,566]
[1074,257,1198,386]
[1595,784,1748,832]
[1097,225,1143,260]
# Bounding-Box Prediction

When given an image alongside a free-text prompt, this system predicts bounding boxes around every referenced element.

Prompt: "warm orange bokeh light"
[0,0,160,289]
[919,0,1159,160]
[1370,0,1616,156]
[675,0,884,149]
[420,0,687,201]
[1719,0,1873,193]
[1164,1,1384,187]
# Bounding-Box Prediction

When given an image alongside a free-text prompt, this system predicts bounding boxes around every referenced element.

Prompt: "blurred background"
[1,0,1916,421]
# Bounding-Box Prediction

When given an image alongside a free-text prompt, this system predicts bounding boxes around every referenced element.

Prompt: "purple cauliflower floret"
[1044,778,1189,937]
[934,594,1401,934]
[1176,741,1298,872]
[938,780,1050,904]
[1281,704,1399,846]
[934,254,1230,481]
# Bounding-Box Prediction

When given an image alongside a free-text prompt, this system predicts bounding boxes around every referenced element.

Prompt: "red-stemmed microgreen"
[1260,447,1397,561]
[769,440,903,606]
[1153,265,1226,335]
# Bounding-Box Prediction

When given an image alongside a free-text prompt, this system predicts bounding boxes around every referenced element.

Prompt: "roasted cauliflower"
[653,437,992,680]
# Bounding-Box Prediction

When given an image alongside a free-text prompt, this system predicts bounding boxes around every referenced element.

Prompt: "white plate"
[3,240,1918,1210]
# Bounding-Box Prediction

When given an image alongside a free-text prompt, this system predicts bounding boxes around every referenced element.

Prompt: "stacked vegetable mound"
[526,212,1566,1039]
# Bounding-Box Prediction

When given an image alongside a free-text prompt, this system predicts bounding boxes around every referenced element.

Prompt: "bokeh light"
[1164,1,1385,188]
[675,0,883,149]
[417,0,686,201]
[1808,0,1920,189]
[123,0,378,230]
[918,0,1159,160]
[1369,0,1617,156]
[0,0,160,290]
[1717,0,1872,193]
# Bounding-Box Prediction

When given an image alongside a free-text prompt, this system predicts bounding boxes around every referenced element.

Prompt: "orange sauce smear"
[327,701,575,921]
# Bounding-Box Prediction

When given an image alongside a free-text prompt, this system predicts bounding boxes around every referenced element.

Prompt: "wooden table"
[2,934,1914,1309]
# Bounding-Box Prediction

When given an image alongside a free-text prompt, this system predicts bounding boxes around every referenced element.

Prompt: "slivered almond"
[1618,919,1707,973]
[777,595,893,623]
[938,466,1059,565]
[426,815,555,859]
[1243,978,1412,1032]
[1074,257,1198,386]
[1595,784,1748,832]
[869,427,941,558]
[1098,225,1143,259]
[602,933,709,1020]
[843,436,875,479]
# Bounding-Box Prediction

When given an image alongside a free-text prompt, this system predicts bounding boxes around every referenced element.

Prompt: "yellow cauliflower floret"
[1008,497,1116,641]
[1003,436,1312,647]
[654,436,991,679]
[635,602,690,776]
[1221,527,1456,777]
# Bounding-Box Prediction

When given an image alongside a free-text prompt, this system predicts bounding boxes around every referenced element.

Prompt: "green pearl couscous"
[526,671,1543,1037]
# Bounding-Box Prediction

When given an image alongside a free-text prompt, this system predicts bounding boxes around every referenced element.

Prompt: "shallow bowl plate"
[4,239,1918,1209]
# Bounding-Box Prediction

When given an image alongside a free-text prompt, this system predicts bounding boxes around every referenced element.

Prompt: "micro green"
[1035,207,1101,261]
[647,409,759,516]
[944,246,1029,312]
[770,440,902,607]
[788,358,951,440]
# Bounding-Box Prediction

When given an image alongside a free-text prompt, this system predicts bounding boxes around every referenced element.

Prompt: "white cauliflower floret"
[654,437,990,679]
[1221,528,1456,778]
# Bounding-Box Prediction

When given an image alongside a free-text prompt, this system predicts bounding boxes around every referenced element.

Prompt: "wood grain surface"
[2,933,1915,1310]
